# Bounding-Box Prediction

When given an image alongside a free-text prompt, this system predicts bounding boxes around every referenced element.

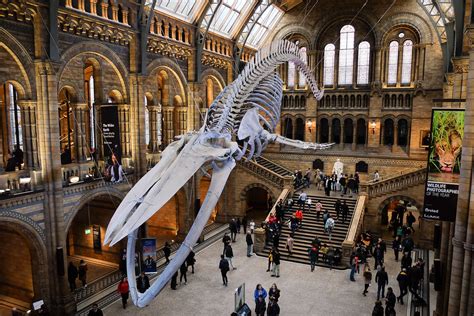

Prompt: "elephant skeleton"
[104,40,332,308]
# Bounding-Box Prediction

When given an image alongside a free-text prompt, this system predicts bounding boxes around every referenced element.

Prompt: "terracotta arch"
[377,195,423,216]
[240,183,277,204]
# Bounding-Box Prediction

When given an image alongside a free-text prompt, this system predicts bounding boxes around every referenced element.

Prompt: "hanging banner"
[101,105,121,161]
[423,109,464,222]
[142,238,157,273]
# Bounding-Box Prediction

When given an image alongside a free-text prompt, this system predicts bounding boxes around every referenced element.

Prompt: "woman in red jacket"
[117,277,130,309]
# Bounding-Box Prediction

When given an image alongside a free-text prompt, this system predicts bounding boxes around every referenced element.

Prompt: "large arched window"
[343,118,353,144]
[387,41,399,85]
[287,61,295,88]
[319,118,329,143]
[398,119,409,146]
[332,118,341,144]
[295,118,305,141]
[357,41,370,85]
[383,119,394,145]
[401,40,413,84]
[144,96,150,147]
[323,44,335,86]
[84,65,96,151]
[298,47,307,88]
[356,118,366,145]
[7,83,22,151]
[338,25,355,85]
[283,117,293,139]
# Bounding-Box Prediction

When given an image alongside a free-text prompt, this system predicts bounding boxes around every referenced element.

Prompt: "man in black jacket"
[246,231,254,257]
[163,242,171,264]
[136,272,150,293]
[397,268,409,304]
[219,255,229,286]
[224,244,236,270]
[375,266,389,300]
[67,262,78,291]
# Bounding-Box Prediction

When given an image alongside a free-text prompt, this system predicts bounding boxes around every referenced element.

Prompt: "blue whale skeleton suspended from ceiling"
[104,39,333,307]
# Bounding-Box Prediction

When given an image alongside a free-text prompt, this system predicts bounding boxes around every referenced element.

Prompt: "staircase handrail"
[238,158,289,188]
[255,155,292,176]
[264,188,291,223]
[360,167,427,197]
[341,193,367,267]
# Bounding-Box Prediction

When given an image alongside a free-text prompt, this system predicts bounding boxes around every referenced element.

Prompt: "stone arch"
[201,68,226,89]
[0,27,34,99]
[65,186,125,233]
[271,25,314,49]
[0,215,49,306]
[146,57,188,104]
[377,195,422,214]
[240,183,277,204]
[377,12,433,45]
[108,89,124,103]
[58,41,129,102]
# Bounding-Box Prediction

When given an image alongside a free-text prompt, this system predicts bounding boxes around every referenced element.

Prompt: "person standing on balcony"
[67,262,78,292]
[374,170,380,181]
[298,191,307,211]
[78,259,88,288]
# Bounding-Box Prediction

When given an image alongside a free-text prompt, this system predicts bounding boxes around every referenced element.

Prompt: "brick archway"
[377,195,422,215]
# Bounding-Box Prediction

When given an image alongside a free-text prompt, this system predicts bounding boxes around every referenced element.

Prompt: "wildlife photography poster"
[423,108,464,222]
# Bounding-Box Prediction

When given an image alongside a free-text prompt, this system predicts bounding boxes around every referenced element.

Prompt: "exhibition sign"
[101,104,121,160]
[423,108,464,222]
[142,238,157,273]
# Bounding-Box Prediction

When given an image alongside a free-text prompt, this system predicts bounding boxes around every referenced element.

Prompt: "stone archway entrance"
[378,195,421,239]
[66,194,124,288]
[244,185,275,223]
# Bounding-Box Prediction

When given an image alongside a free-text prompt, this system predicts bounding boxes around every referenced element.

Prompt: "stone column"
[352,122,357,151]
[446,27,474,316]
[328,119,333,143]
[100,1,108,18]
[19,100,40,169]
[89,0,98,14]
[162,106,174,146]
[147,105,160,153]
[118,104,130,157]
[72,103,88,162]
[77,0,85,11]
[111,4,119,21]
[392,121,398,152]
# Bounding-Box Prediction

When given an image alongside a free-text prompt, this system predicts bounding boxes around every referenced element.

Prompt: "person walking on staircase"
[334,199,342,220]
[315,200,323,220]
[341,200,349,223]
[286,234,294,256]
[325,215,335,240]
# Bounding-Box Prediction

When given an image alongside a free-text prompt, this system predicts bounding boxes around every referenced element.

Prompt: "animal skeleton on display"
[104,40,332,307]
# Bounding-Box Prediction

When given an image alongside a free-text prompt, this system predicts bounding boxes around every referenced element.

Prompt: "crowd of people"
[292,168,361,198]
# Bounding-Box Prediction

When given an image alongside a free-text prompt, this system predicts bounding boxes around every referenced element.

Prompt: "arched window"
[338,25,355,85]
[387,41,399,85]
[7,83,22,151]
[323,44,335,86]
[343,118,353,144]
[356,118,366,145]
[398,119,409,146]
[401,40,413,84]
[383,119,394,145]
[332,118,341,144]
[283,117,293,139]
[298,47,307,88]
[319,118,329,143]
[144,96,150,147]
[287,61,295,88]
[357,41,370,85]
[295,118,305,141]
[58,89,74,164]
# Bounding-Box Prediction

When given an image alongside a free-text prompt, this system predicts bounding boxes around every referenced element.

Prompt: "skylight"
[245,4,284,48]
[152,0,205,23]
[209,0,253,38]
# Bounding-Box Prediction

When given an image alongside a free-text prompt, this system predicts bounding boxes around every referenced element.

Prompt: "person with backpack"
[219,254,229,286]
[325,215,335,240]
[308,246,319,272]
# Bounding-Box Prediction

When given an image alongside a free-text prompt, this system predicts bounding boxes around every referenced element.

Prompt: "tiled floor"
[105,233,408,316]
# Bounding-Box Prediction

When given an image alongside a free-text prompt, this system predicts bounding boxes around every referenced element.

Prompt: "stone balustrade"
[359,167,426,198]
[238,159,288,189]
[341,193,367,267]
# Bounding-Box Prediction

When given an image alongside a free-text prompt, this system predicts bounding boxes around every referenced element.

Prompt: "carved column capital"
[452,57,470,74]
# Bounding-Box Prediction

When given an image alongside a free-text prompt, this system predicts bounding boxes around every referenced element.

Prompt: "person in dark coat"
[375,266,389,300]
[401,252,412,270]
[242,216,248,232]
[271,250,280,277]
[385,287,396,309]
[229,219,238,242]
[87,303,103,316]
[267,298,280,316]
[136,272,150,293]
[246,231,254,257]
[67,262,78,291]
[397,268,409,304]
[78,259,88,288]
[334,199,342,219]
[392,236,401,261]
[255,295,266,316]
[308,246,318,272]
[219,254,229,286]
[341,200,349,223]
[236,218,241,233]
[372,300,384,316]
[224,243,236,270]
[163,242,171,263]
[179,261,188,284]
[186,250,196,274]
[171,270,178,290]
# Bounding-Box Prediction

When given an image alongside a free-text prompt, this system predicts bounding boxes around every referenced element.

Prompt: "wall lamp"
[370,120,376,134]
[306,119,313,133]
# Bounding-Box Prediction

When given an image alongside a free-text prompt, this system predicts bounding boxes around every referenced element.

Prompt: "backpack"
[326,218,335,230]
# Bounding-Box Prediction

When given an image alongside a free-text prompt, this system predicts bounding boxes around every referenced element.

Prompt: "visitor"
[219,254,229,286]
[298,191,307,210]
[255,295,266,316]
[363,265,372,296]
[315,200,323,220]
[249,219,255,233]
[306,197,312,212]
[67,262,78,292]
[171,270,178,290]
[375,266,389,300]
[186,250,196,274]
[164,241,171,263]
[308,245,318,272]
[271,249,281,277]
[341,200,349,223]
[87,303,103,316]
[224,243,236,270]
[136,272,150,293]
[295,209,303,227]
[339,174,347,195]
[385,303,396,316]
[406,211,416,233]
[254,284,268,304]
[349,251,357,281]
[179,261,188,284]
[246,230,254,257]
[385,287,396,310]
[222,233,231,249]
[78,259,88,288]
[269,283,280,302]
[267,248,273,272]
[401,252,412,270]
[326,245,335,269]
[110,157,124,183]
[267,297,280,316]
[229,218,237,242]
[373,244,385,269]
[5,152,16,172]
[354,172,360,193]
[242,216,248,232]
[371,300,384,316]
[61,145,72,165]
[374,170,380,181]
[117,277,129,309]
[347,174,356,197]
[304,167,311,188]
[325,215,335,240]
[275,200,284,221]
[236,218,241,233]
[324,176,332,196]
[334,199,341,219]
[322,209,329,226]
[286,234,294,256]
[396,268,409,305]
[319,244,328,262]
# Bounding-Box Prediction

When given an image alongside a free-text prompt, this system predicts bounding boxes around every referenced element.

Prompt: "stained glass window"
[357,41,370,85]
[338,25,355,85]
[323,44,336,86]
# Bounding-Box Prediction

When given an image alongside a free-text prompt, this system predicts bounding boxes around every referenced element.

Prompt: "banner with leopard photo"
[423,108,464,222]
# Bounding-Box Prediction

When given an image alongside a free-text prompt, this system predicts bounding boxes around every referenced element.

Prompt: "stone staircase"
[258,193,357,269]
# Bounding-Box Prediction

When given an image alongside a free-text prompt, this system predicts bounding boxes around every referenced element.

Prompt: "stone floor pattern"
[105,231,408,316]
